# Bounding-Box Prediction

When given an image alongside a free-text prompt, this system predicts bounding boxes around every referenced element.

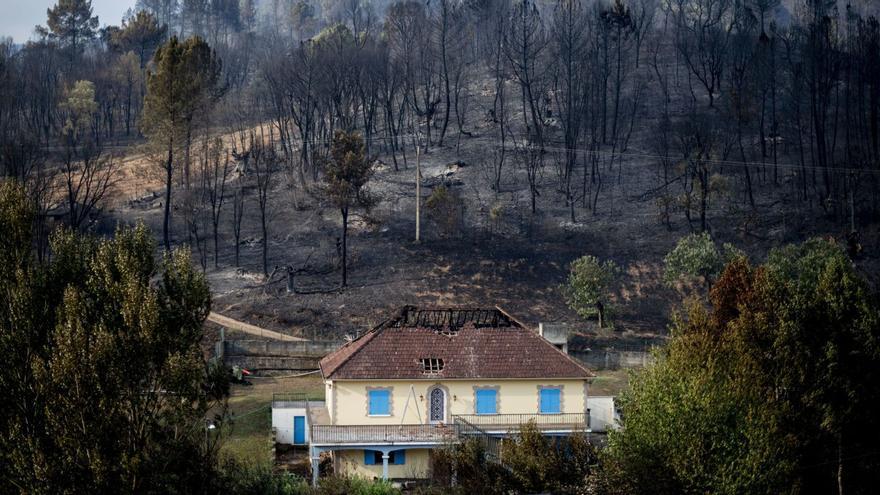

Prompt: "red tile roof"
[320,307,593,380]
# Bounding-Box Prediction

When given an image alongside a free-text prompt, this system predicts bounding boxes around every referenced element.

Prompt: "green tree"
[599,239,880,494]
[323,130,374,288]
[563,255,618,327]
[111,10,168,67]
[40,0,99,54]
[0,183,229,493]
[142,35,221,252]
[662,232,742,289]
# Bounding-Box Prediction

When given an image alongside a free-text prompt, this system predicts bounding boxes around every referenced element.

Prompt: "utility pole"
[415,133,422,243]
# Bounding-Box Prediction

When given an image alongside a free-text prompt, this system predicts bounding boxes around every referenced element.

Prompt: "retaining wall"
[218,339,341,371]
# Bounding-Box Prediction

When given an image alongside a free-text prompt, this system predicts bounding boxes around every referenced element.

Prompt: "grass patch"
[217,374,326,467]
[590,369,631,396]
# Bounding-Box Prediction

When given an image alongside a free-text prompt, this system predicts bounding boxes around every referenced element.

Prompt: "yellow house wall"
[328,379,588,425]
[334,448,432,479]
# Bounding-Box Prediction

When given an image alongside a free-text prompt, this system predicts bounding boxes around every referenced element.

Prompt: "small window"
[540,388,561,414]
[419,357,444,373]
[368,389,391,416]
[364,449,406,465]
[475,389,497,415]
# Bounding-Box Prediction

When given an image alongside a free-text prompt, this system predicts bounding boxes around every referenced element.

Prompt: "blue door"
[293,416,306,444]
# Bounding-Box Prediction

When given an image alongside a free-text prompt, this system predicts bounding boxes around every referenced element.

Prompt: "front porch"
[305,409,590,485]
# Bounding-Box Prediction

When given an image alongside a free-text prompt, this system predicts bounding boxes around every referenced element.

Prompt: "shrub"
[425,185,464,238]
[502,421,596,494]
[318,475,400,495]
[217,460,310,495]
[663,232,723,288]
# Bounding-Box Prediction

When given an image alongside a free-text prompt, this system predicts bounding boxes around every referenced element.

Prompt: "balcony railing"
[272,392,311,409]
[310,424,458,446]
[451,412,589,431]
[308,413,589,446]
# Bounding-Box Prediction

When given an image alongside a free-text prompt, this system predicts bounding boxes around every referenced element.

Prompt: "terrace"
[305,409,590,447]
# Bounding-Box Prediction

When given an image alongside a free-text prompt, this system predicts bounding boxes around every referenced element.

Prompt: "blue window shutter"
[540,388,561,414]
[364,450,376,465]
[476,389,497,414]
[393,449,406,465]
[369,390,390,415]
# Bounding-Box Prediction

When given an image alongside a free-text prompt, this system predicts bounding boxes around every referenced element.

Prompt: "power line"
[272,130,880,176]
[500,140,880,176]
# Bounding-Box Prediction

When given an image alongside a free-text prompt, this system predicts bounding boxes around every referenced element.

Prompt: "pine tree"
[111,10,168,67]
[42,0,99,54]
[323,130,374,287]
[141,36,221,252]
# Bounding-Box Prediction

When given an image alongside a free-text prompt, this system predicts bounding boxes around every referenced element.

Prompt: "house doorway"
[429,387,446,423]
[293,415,306,444]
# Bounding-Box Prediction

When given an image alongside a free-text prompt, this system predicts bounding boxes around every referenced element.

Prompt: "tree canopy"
[41,0,99,54]
[142,35,222,252]
[600,238,880,494]
[563,255,618,327]
[323,130,374,287]
[0,182,228,493]
[662,232,742,288]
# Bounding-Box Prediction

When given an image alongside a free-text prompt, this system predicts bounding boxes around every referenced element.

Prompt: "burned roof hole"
[392,307,513,329]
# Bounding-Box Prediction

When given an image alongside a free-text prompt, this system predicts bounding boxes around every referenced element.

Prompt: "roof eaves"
[320,308,408,378]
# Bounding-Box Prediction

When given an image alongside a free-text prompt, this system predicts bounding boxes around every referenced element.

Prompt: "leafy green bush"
[663,232,742,288]
[663,232,721,287]
[431,424,595,495]
[318,476,400,495]
[502,421,596,494]
[218,460,310,495]
[431,439,509,494]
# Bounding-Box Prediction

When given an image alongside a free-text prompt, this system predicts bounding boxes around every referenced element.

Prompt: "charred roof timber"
[389,306,519,330]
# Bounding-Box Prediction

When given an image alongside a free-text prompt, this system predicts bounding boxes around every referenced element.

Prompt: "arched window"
[429,387,446,423]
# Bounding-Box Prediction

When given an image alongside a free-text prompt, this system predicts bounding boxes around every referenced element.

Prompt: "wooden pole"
[416,137,421,243]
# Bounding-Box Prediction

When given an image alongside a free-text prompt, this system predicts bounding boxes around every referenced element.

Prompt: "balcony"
[452,412,589,433]
[310,424,457,446]
[307,412,589,447]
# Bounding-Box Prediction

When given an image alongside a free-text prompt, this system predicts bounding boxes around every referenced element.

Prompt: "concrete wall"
[218,340,341,371]
[272,407,309,444]
[335,448,431,479]
[225,355,323,370]
[328,379,589,425]
[221,340,339,357]
[586,396,619,433]
[570,349,654,371]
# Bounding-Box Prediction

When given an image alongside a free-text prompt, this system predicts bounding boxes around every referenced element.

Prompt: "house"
[295,306,594,484]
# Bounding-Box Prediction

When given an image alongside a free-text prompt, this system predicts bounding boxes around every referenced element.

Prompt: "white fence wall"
[587,396,619,433]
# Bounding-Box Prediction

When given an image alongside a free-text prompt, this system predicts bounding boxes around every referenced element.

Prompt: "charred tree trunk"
[341,206,349,287]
